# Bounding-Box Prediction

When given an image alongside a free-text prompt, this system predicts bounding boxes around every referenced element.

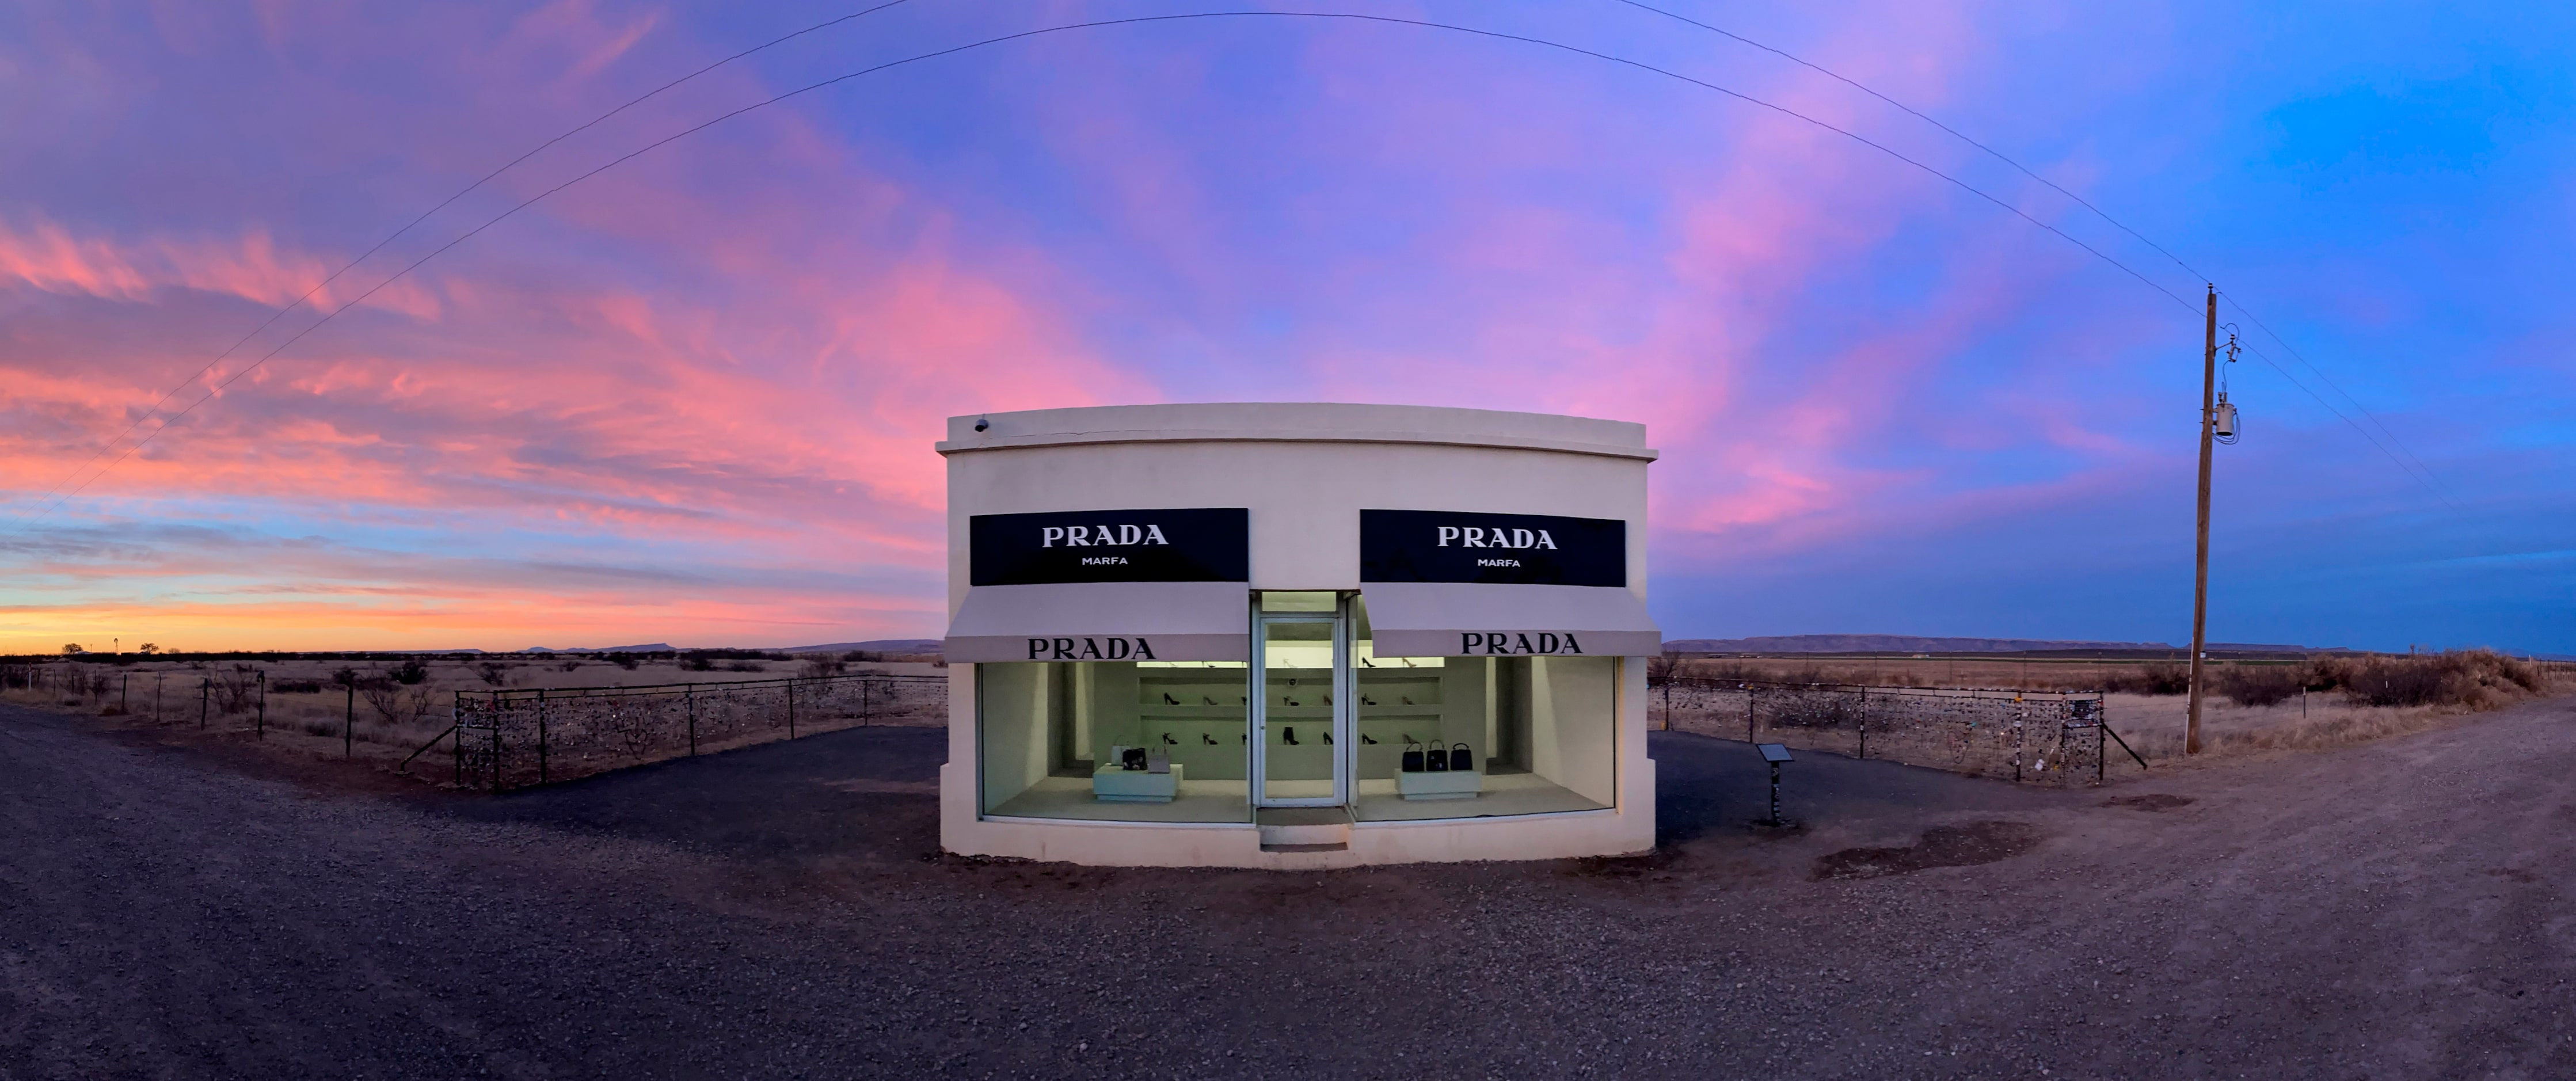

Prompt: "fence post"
[1744,683,1755,744]
[861,679,872,726]
[490,701,502,791]
[2096,696,2107,785]
[453,691,464,787]
[686,684,698,756]
[2012,709,2025,782]
[121,673,129,713]
[256,670,267,739]
[199,678,208,729]
[786,680,796,739]
[1858,686,1868,760]
[536,688,549,785]
[154,673,163,723]
[344,682,355,757]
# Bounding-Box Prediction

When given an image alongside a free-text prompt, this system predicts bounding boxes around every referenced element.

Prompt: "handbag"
[1120,746,1148,771]
[1401,739,1425,772]
[1147,747,1170,774]
[1450,742,1473,773]
[1426,741,1449,772]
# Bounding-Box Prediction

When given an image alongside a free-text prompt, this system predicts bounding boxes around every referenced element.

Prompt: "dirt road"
[2,697,2570,1079]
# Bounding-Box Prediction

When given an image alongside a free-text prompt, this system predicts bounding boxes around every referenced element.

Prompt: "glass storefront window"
[1352,597,1616,822]
[977,660,1251,822]
[977,591,1618,825]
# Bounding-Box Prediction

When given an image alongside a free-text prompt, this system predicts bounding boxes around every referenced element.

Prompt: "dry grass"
[0,653,948,764]
[1663,650,2575,766]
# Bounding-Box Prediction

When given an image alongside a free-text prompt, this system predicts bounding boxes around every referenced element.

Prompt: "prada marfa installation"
[938,403,1660,867]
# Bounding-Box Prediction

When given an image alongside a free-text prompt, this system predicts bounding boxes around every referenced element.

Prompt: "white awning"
[944,581,1249,664]
[1363,583,1660,658]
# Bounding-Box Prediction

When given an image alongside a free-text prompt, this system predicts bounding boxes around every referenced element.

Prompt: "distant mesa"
[777,639,943,654]
[519,643,677,654]
[1664,634,2350,655]
[508,640,934,654]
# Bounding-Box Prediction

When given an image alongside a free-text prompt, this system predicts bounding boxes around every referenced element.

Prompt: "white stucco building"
[936,403,1658,868]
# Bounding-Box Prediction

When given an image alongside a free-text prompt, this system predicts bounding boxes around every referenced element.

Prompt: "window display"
[975,592,1616,825]
[1351,594,1616,821]
[978,659,1251,823]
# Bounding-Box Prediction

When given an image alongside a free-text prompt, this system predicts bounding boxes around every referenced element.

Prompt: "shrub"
[724,661,765,672]
[272,679,325,694]
[2105,664,2192,695]
[801,657,847,679]
[392,659,429,685]
[682,653,715,672]
[214,665,262,713]
[611,654,640,670]
[2212,665,2304,707]
[476,662,511,686]
[2322,649,2546,708]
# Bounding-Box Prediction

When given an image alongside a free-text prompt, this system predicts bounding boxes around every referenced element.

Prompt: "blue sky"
[1,0,2569,653]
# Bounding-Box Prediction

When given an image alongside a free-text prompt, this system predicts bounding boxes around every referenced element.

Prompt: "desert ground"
[0,654,945,779]
[3,686,2571,1078]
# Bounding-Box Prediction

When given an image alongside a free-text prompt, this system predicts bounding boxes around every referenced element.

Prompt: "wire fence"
[1650,676,2138,786]
[2,662,248,729]
[420,673,949,791]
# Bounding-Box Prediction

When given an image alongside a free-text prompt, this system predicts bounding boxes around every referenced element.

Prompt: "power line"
[2228,328,2461,512]
[2,0,919,534]
[1615,0,2208,283]
[1613,0,2460,509]
[2221,295,2451,500]
[1,7,2442,529]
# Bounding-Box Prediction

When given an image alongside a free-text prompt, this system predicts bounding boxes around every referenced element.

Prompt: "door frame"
[1247,595,1354,808]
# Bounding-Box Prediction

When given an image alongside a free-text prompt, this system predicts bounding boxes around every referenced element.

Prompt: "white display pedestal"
[1094,764,1184,802]
[1397,769,1481,801]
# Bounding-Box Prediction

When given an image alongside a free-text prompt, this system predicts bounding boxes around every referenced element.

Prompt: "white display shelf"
[1396,769,1481,801]
[1094,763,1184,802]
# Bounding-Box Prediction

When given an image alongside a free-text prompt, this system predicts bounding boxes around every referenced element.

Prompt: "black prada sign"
[1360,509,1624,587]
[969,508,1249,586]
[1461,631,1586,655]
[1025,636,1158,661]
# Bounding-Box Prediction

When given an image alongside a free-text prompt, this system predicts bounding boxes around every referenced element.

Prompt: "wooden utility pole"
[2186,284,2218,755]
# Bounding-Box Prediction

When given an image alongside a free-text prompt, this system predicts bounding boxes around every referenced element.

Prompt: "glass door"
[1250,593,1352,808]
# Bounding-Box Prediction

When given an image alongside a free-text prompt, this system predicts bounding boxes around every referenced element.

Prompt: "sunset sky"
[3,1,2570,655]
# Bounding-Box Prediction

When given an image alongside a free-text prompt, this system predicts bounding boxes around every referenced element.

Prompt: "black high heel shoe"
[1283,726,1299,745]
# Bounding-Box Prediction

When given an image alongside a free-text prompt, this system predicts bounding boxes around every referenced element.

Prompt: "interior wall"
[1538,657,1618,805]
[1437,659,1487,771]
[979,663,1051,812]
[1086,663,1140,766]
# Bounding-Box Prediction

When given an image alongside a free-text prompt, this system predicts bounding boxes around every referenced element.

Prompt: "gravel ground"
[2,696,2571,1079]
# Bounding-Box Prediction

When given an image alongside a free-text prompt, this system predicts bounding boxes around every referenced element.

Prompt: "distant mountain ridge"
[777,639,944,654]
[521,643,676,653]
[1665,634,2348,654]
[514,640,940,654]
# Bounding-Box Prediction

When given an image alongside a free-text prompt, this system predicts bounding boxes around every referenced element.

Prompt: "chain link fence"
[1650,677,2138,786]
[418,673,949,791]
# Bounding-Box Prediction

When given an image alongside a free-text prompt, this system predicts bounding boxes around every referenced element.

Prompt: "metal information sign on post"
[1756,743,1794,828]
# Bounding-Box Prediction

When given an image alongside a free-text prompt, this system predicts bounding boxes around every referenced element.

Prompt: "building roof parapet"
[937,402,1657,462]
